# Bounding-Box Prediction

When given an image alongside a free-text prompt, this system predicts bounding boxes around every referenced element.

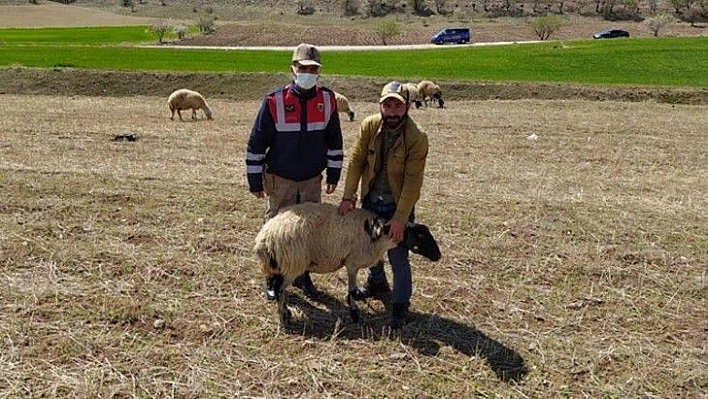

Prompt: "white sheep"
[334,91,355,121]
[417,80,445,108]
[254,202,441,325]
[403,83,423,109]
[167,89,213,121]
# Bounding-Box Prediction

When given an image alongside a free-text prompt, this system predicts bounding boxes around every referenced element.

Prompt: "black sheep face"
[402,223,441,261]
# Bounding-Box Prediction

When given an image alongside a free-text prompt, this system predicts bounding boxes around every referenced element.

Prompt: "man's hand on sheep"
[252,191,265,199]
[387,219,405,243]
[325,184,337,194]
[338,199,355,215]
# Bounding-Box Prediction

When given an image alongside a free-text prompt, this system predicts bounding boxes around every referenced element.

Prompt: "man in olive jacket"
[338,81,429,329]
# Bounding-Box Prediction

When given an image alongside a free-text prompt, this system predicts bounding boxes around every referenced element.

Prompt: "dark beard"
[383,113,407,129]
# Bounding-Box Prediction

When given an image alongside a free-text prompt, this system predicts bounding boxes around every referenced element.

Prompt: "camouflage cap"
[292,43,322,66]
[380,81,408,104]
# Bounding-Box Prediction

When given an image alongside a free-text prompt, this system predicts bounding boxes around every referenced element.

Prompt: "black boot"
[390,303,409,330]
[292,272,320,299]
[352,279,391,300]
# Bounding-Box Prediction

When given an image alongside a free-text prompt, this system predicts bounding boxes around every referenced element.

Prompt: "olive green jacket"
[342,113,429,223]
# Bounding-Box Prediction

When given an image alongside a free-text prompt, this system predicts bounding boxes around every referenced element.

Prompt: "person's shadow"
[282,292,528,383]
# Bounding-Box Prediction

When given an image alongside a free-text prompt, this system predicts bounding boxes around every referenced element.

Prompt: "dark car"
[593,29,630,39]
[430,27,471,45]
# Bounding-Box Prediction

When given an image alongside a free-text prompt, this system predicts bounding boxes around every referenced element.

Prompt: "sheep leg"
[177,109,184,122]
[191,108,197,120]
[277,277,293,325]
[345,266,361,323]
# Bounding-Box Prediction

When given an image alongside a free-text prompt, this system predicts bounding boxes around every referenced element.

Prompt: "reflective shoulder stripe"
[274,88,333,132]
[274,89,301,132]
[307,90,332,131]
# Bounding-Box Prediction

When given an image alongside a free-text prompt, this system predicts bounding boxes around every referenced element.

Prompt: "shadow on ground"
[281,292,528,383]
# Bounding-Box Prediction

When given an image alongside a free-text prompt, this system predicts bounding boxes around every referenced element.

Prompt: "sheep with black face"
[254,202,441,325]
[417,80,445,108]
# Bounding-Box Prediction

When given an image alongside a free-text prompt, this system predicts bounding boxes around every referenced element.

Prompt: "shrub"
[372,18,400,45]
[297,1,316,15]
[530,14,564,40]
[408,0,434,16]
[342,0,359,16]
[366,0,394,17]
[174,24,188,40]
[196,14,216,34]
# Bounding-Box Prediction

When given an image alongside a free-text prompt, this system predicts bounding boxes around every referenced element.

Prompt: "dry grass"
[1,94,706,397]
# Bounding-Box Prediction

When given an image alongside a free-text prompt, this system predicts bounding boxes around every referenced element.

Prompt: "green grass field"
[1,26,706,87]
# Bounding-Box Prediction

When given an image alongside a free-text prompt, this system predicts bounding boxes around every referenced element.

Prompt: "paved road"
[153,41,542,51]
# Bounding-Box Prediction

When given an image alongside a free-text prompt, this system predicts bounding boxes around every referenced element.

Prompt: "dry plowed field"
[1,93,706,397]
[1,3,707,398]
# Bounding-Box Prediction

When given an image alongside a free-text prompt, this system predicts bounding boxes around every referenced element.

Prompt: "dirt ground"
[1,93,706,397]
[1,4,706,397]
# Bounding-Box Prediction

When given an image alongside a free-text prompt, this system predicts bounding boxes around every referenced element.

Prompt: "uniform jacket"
[246,84,343,192]
[342,113,429,223]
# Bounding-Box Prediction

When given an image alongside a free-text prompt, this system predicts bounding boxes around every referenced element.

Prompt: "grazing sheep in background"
[254,202,441,325]
[403,83,423,109]
[334,91,355,121]
[167,89,213,121]
[417,80,445,108]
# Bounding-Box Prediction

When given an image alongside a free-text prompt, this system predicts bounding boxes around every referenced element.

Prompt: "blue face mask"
[293,73,318,90]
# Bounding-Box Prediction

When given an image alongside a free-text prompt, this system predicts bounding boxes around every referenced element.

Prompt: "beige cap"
[292,43,322,66]
[380,81,408,104]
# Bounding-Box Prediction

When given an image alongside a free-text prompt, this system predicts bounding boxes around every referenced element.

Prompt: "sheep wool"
[168,88,213,121]
[334,91,355,121]
[417,80,444,108]
[254,202,396,324]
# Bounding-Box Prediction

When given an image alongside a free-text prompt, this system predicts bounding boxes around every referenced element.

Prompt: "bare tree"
[150,20,171,44]
[644,14,675,36]
[530,14,563,40]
